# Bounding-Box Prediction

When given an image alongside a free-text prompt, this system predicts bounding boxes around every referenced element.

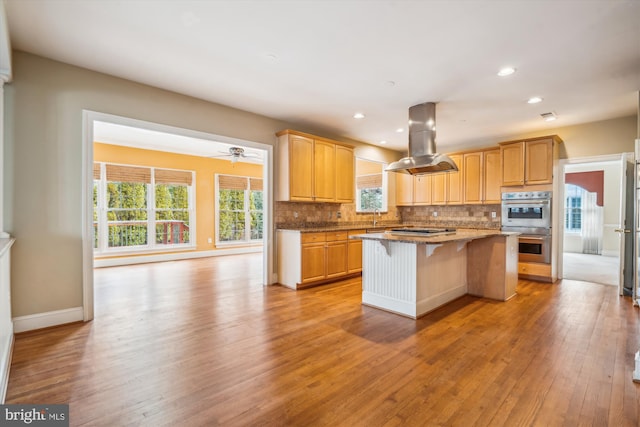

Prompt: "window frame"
[215,174,264,247]
[93,162,196,255]
[564,184,583,233]
[355,158,389,213]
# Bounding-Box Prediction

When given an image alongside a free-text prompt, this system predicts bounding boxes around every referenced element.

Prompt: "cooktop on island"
[386,228,457,237]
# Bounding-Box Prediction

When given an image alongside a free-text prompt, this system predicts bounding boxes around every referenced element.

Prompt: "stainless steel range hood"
[386,102,458,175]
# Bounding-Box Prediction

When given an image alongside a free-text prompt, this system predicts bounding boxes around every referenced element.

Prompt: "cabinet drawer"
[348,229,367,236]
[326,231,348,242]
[301,232,326,244]
[518,262,551,279]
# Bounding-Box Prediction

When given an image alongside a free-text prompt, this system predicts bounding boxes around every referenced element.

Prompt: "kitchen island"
[351,230,519,318]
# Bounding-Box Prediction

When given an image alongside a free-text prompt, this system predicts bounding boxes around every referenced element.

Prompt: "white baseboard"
[13,307,84,333]
[601,250,620,257]
[0,331,13,403]
[95,247,263,268]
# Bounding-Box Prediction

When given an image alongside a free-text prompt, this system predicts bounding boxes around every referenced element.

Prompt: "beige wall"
[3,51,399,317]
[448,115,637,159]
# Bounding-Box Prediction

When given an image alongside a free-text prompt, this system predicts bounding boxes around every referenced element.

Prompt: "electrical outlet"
[433,211,438,217]
[207,237,212,244]
[336,211,341,219]
[293,212,298,218]
[491,211,497,219]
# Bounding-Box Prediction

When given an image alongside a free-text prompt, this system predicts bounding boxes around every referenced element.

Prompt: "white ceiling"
[93,121,265,164]
[4,0,640,153]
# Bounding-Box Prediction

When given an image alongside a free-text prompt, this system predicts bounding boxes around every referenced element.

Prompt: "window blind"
[218,175,248,190]
[356,174,382,189]
[249,178,263,191]
[155,169,193,186]
[106,165,151,183]
[93,163,101,180]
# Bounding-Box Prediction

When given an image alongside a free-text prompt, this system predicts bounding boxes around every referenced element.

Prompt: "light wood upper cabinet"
[483,149,501,204]
[525,138,553,185]
[277,130,354,203]
[414,175,432,205]
[313,140,336,202]
[446,154,463,205]
[288,134,314,201]
[463,152,483,204]
[395,173,414,206]
[500,136,560,187]
[500,141,525,186]
[431,173,447,205]
[335,145,354,203]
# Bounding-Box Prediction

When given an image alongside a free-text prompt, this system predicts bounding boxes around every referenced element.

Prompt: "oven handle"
[502,200,549,205]
[519,235,550,242]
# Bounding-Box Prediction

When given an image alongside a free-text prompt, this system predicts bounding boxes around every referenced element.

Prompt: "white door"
[615,153,634,295]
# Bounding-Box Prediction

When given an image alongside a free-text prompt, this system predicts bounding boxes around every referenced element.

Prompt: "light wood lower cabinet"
[347,229,365,273]
[278,230,362,289]
[518,261,553,283]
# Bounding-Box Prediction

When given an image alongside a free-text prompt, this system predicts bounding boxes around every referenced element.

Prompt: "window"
[355,158,388,212]
[216,175,263,245]
[565,184,583,232]
[93,163,195,253]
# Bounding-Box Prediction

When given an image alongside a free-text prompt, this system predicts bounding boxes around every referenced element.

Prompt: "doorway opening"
[82,111,274,321]
[558,153,633,294]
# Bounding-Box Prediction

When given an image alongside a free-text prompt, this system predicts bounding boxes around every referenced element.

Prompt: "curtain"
[582,190,603,254]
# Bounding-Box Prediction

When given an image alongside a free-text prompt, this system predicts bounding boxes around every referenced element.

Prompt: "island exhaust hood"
[386,102,458,175]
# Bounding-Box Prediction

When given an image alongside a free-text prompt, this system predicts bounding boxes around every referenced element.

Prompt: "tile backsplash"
[275,201,501,230]
[400,204,501,230]
[275,202,401,229]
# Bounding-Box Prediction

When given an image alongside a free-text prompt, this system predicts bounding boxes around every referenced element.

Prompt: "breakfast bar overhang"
[351,230,519,318]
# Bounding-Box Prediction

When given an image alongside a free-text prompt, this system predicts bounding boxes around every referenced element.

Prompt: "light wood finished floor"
[6,254,640,426]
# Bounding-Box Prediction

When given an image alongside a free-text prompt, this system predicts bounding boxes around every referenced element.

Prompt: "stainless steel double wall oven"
[501,191,552,264]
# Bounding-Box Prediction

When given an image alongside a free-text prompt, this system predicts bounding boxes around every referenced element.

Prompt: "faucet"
[373,208,380,227]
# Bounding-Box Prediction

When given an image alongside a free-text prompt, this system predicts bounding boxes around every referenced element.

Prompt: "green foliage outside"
[218,188,263,242]
[94,181,191,249]
[359,188,383,211]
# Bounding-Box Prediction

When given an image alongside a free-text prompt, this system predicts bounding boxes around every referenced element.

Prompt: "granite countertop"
[277,223,403,233]
[276,224,501,233]
[350,229,519,244]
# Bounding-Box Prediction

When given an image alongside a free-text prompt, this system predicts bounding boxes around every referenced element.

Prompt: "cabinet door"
[326,241,348,279]
[463,152,483,204]
[347,239,363,274]
[396,173,414,206]
[313,140,336,202]
[501,142,525,186]
[301,243,326,283]
[525,139,553,184]
[447,154,463,205]
[483,149,501,204]
[414,175,432,205]
[335,145,354,203]
[431,173,447,205]
[289,135,315,201]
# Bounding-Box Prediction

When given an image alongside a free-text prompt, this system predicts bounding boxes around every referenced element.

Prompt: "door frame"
[556,152,633,292]
[81,110,274,321]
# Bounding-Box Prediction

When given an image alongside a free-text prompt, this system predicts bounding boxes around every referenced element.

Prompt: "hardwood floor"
[6,254,640,426]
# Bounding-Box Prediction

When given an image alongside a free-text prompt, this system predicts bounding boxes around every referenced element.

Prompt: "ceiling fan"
[210,146,260,163]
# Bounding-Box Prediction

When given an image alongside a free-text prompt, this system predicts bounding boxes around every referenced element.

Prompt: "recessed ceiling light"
[379,140,387,145]
[527,97,543,104]
[396,128,404,133]
[497,67,516,77]
[353,112,365,119]
[541,112,557,121]
[263,53,278,62]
